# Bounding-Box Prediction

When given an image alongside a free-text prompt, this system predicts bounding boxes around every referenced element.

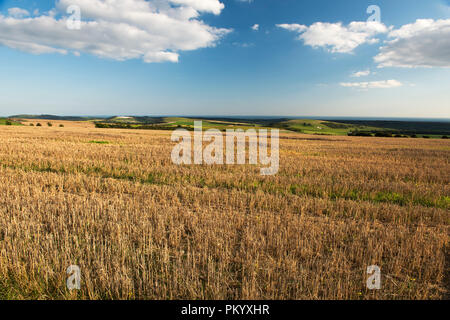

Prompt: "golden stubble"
[0,124,448,300]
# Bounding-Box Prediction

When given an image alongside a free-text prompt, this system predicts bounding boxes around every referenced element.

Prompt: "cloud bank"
[0,0,230,63]
[277,21,388,53]
[375,19,450,68]
[278,18,450,69]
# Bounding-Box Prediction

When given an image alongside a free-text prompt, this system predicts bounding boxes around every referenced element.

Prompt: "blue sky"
[0,0,449,118]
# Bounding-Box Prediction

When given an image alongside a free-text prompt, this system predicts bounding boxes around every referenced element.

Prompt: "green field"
[7,115,450,138]
[0,118,22,126]
[95,117,272,131]
[275,119,385,135]
[94,117,449,138]
[96,117,369,133]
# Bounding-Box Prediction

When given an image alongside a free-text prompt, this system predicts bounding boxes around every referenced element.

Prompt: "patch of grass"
[0,118,22,126]
[373,191,406,205]
[289,185,449,209]
[88,140,110,144]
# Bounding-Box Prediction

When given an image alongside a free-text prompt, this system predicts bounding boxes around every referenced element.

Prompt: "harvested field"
[0,123,448,299]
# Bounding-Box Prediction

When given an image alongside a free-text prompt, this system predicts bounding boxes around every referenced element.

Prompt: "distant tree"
[47,122,53,127]
[410,134,417,138]
[442,136,449,139]
[422,136,430,139]
[5,120,12,126]
[36,123,42,127]
[375,132,393,137]
[348,131,372,137]
[29,123,34,126]
[59,124,64,127]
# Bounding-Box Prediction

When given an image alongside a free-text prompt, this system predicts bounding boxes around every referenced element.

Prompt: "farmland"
[0,121,448,300]
[9,115,450,138]
[0,118,21,126]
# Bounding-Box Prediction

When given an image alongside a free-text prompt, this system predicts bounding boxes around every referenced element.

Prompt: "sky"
[0,0,449,118]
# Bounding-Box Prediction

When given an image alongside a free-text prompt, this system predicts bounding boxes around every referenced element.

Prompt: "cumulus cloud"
[351,70,371,77]
[276,23,307,33]
[251,24,259,31]
[7,8,30,18]
[277,21,388,53]
[0,0,230,63]
[375,19,450,68]
[170,0,224,15]
[340,79,403,89]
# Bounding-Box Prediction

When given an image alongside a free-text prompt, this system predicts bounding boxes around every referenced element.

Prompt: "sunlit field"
[0,122,448,300]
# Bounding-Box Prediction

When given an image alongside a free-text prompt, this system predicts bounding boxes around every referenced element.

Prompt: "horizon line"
[5,114,450,122]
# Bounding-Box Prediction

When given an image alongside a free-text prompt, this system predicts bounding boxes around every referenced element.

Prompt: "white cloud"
[375,19,450,68]
[0,0,230,63]
[7,8,30,18]
[169,0,224,15]
[340,79,403,89]
[276,23,307,33]
[251,24,259,31]
[351,70,371,77]
[277,21,388,53]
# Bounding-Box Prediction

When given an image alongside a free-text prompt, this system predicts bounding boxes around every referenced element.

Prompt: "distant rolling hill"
[9,114,104,121]
[329,120,450,136]
[7,115,450,137]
